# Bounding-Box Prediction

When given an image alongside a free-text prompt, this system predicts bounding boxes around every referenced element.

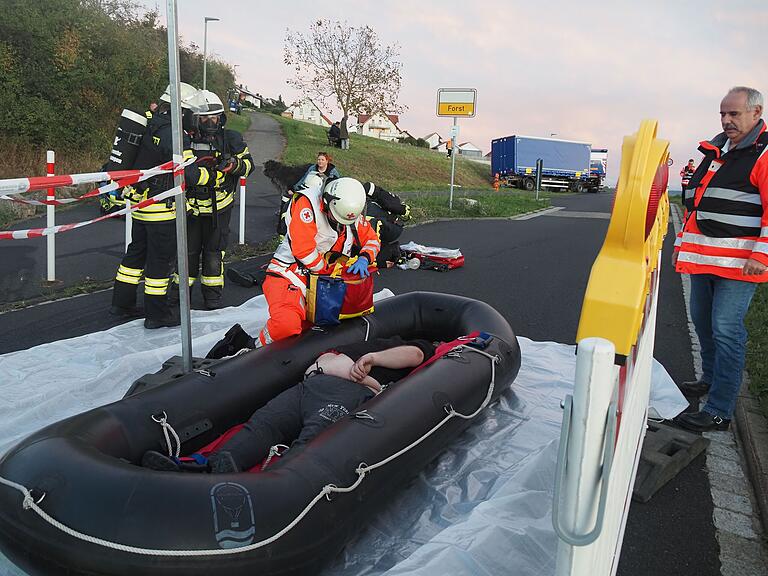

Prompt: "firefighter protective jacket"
[675,119,768,282]
[269,184,380,288]
[187,129,253,216]
[124,113,213,222]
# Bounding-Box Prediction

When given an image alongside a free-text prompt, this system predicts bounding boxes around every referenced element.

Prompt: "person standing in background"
[339,115,350,150]
[673,86,768,432]
[680,158,696,193]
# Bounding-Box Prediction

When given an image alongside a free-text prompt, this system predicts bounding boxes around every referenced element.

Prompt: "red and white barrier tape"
[0,186,183,240]
[0,158,194,200]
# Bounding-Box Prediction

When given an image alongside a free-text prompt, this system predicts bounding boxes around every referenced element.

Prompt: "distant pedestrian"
[339,115,350,150]
[680,158,696,193]
[328,122,341,148]
[673,86,768,432]
[446,139,453,158]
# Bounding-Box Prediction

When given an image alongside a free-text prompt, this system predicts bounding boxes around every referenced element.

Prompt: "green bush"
[0,0,235,166]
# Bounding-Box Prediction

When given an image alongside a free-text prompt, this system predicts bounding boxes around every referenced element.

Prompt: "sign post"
[437,88,476,210]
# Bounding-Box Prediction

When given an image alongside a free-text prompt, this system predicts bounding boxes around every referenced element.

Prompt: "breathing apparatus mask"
[190,89,226,137]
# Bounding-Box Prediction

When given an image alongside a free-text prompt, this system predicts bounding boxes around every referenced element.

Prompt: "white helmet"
[323,178,366,225]
[193,89,225,116]
[302,171,325,189]
[159,82,199,110]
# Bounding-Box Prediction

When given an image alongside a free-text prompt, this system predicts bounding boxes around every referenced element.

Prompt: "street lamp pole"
[202,16,220,91]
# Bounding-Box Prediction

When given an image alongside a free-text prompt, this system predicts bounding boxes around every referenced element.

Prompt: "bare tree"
[284,20,404,120]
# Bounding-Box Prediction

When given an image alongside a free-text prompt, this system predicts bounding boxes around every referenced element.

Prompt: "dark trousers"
[220,374,374,471]
[112,219,177,321]
[187,209,231,304]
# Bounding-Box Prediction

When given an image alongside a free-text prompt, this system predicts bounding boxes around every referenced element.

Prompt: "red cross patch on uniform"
[300,207,313,223]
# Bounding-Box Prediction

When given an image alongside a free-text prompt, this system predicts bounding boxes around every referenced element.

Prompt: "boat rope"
[0,346,500,557]
[152,412,181,459]
[261,444,289,471]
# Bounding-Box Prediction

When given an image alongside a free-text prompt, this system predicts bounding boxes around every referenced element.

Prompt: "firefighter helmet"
[323,178,366,225]
[302,171,325,189]
[159,82,199,110]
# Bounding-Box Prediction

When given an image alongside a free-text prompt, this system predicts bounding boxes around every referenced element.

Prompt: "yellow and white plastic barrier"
[553,120,670,576]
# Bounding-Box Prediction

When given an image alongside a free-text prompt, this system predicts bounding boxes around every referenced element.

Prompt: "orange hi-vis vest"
[268,185,380,291]
[675,120,768,282]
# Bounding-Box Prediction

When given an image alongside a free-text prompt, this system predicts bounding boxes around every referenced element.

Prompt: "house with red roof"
[354,113,402,142]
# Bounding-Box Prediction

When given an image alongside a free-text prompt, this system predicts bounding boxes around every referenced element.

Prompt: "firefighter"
[362,181,411,267]
[493,173,500,192]
[110,82,221,329]
[259,177,380,345]
[184,89,253,309]
[680,158,696,193]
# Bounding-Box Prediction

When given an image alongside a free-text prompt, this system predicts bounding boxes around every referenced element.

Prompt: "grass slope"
[271,113,492,192]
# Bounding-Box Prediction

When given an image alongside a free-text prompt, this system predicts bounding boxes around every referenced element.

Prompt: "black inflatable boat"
[0,292,521,576]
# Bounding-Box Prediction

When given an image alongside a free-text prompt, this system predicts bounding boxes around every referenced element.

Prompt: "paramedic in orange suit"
[259,177,380,345]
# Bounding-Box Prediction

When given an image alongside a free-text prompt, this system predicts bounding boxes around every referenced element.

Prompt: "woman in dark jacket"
[294,151,341,189]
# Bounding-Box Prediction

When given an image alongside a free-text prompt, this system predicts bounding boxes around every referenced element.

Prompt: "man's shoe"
[205,324,256,359]
[142,450,181,472]
[209,451,240,474]
[679,380,711,397]
[109,305,143,318]
[144,315,181,330]
[674,410,730,432]
[227,268,259,288]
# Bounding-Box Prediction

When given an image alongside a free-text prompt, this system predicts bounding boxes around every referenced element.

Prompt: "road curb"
[734,385,768,532]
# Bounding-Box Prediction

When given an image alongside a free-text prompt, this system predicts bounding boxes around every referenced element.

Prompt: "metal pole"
[202,17,219,91]
[124,198,132,250]
[202,18,208,91]
[239,176,246,244]
[46,150,55,282]
[536,158,543,202]
[449,117,457,211]
[167,0,192,372]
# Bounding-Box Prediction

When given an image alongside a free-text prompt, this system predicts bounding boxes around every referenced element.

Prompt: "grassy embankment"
[271,113,549,223]
[746,285,768,415]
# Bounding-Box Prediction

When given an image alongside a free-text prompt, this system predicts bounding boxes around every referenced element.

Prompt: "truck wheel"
[571,181,585,194]
[523,178,535,191]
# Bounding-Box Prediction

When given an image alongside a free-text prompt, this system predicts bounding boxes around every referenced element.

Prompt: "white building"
[238,88,261,108]
[458,141,483,158]
[422,132,442,149]
[356,113,402,142]
[282,99,332,127]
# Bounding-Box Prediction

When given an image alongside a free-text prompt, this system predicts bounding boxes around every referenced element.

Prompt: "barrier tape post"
[124,197,132,250]
[46,150,55,282]
[239,176,246,245]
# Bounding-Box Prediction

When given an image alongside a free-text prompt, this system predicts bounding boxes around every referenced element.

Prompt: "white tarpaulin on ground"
[0,291,687,576]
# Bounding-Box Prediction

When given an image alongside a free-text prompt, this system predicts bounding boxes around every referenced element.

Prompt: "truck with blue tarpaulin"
[491,135,594,193]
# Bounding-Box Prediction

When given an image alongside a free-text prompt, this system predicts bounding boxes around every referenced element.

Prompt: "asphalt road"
[0,110,282,305]
[0,189,718,575]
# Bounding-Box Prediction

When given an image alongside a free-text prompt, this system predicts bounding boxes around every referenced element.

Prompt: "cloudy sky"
[148,0,764,185]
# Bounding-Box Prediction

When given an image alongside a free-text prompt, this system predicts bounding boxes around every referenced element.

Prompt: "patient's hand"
[351,353,375,382]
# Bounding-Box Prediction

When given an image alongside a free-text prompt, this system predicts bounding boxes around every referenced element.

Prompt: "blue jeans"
[689,274,757,419]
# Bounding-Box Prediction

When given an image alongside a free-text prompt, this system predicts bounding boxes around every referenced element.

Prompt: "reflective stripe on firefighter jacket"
[269,184,380,287]
[186,130,253,216]
[123,112,212,222]
[674,119,768,282]
[680,166,695,187]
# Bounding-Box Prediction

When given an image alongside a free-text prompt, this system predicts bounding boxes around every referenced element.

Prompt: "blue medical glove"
[347,256,370,278]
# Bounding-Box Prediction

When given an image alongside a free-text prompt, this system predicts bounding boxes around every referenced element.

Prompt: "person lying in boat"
[142,336,436,473]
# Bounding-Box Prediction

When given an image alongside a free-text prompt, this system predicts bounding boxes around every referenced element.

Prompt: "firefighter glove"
[221,156,247,177]
[347,256,370,278]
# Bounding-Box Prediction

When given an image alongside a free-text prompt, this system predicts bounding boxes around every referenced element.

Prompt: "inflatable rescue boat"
[0,292,521,576]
